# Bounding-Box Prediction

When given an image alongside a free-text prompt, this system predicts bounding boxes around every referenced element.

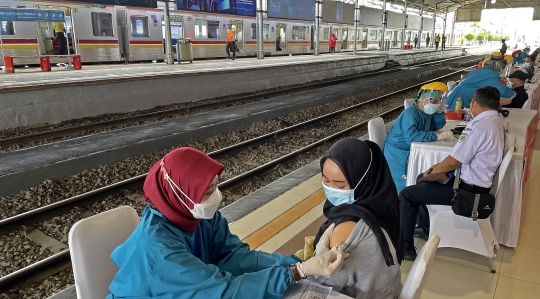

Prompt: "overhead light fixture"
[491,0,496,3]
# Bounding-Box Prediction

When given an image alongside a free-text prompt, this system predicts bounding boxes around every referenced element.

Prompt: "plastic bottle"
[455,97,462,113]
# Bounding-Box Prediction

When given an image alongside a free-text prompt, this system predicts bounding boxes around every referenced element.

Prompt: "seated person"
[524,55,536,80]
[107,147,346,299]
[446,55,515,110]
[512,47,530,65]
[384,82,450,194]
[502,71,529,108]
[399,86,505,260]
[312,138,403,299]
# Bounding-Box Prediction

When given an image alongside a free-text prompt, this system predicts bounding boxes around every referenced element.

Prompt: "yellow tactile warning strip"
[242,189,326,249]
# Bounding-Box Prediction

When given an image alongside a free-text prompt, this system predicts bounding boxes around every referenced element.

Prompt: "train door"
[34,5,73,56]
[229,20,243,51]
[162,15,183,53]
[276,23,286,51]
[341,27,348,49]
[310,26,314,50]
[361,29,368,48]
[116,6,129,60]
[393,30,398,47]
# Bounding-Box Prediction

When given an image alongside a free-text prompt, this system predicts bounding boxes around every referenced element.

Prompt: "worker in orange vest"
[226,24,236,60]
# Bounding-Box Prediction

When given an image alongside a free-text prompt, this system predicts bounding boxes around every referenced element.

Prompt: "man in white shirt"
[399,86,506,261]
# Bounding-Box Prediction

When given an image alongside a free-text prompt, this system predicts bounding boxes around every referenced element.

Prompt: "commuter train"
[1,0,431,66]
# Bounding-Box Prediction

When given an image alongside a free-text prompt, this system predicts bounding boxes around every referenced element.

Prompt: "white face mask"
[161,161,222,219]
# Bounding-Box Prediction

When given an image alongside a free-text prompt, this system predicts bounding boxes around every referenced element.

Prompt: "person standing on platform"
[500,39,507,55]
[329,33,337,54]
[226,24,236,60]
[399,86,505,260]
[502,71,529,109]
[441,35,447,50]
[106,147,348,299]
[53,22,67,55]
[414,35,418,48]
[384,82,451,194]
[435,34,440,50]
[426,33,430,47]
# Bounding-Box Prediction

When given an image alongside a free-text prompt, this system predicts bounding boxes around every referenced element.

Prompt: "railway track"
[0,53,486,151]
[0,67,470,292]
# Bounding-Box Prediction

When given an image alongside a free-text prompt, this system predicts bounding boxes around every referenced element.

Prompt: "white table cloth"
[406,109,538,247]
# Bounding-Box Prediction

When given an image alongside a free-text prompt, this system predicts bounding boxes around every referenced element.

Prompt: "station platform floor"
[231,123,540,298]
[0,46,472,91]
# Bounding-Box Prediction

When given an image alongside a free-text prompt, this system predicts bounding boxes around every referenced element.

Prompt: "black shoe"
[232,57,235,60]
[227,57,231,60]
[414,226,429,240]
[404,248,417,261]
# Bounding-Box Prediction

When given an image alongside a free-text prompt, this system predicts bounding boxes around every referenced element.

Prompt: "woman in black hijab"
[312,138,404,299]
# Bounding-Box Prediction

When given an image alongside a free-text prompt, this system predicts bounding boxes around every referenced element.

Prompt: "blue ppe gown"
[446,68,515,110]
[106,205,301,299]
[512,52,527,66]
[383,104,445,193]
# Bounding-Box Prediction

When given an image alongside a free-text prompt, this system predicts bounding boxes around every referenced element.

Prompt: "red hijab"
[143,147,224,232]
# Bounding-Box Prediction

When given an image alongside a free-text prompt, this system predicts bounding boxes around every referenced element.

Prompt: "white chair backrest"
[404,99,415,109]
[368,117,386,150]
[522,99,530,109]
[497,149,514,192]
[399,235,441,299]
[447,80,455,90]
[69,206,140,299]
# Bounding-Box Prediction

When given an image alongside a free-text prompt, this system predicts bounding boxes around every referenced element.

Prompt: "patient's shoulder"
[329,221,356,248]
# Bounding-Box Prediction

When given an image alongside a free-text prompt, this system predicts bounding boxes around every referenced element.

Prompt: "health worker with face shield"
[446,52,515,110]
[106,147,347,299]
[384,82,452,194]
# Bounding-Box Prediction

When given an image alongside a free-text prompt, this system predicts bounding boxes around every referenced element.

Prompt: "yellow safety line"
[242,189,326,249]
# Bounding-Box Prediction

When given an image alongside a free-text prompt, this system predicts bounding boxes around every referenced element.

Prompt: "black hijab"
[314,138,404,266]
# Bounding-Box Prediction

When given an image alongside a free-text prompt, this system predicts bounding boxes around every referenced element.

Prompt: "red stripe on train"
[1,38,38,44]
[129,40,163,45]
[78,39,119,44]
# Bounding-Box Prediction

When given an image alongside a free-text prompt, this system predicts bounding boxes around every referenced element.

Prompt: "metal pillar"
[418,1,424,49]
[353,0,360,55]
[163,2,174,64]
[256,0,264,59]
[432,6,436,48]
[450,10,456,46]
[401,1,407,49]
[314,0,321,55]
[443,8,447,37]
[380,0,387,51]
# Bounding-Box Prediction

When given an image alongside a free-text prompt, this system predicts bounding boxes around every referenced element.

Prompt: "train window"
[323,28,329,40]
[91,13,113,37]
[194,20,207,38]
[369,30,377,40]
[207,21,219,38]
[131,16,149,38]
[292,26,306,40]
[1,21,15,35]
[250,24,270,39]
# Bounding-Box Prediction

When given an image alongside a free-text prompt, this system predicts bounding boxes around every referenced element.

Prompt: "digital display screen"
[177,0,256,17]
[268,0,315,21]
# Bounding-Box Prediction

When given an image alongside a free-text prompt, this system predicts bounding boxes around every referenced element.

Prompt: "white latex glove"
[435,131,457,141]
[296,245,349,278]
[314,223,335,256]
[436,97,447,113]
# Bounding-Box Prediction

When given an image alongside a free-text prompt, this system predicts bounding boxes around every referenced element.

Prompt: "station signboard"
[177,0,256,17]
[0,9,65,22]
[76,0,157,8]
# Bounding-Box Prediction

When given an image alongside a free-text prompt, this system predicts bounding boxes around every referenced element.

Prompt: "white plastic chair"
[69,206,140,299]
[398,235,441,299]
[447,80,455,90]
[426,149,513,273]
[522,99,530,109]
[404,99,416,109]
[368,117,386,150]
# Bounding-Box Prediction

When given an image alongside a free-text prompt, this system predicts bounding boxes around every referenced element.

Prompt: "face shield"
[418,89,443,106]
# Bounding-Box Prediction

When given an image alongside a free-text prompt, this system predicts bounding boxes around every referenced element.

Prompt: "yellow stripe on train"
[2,45,39,49]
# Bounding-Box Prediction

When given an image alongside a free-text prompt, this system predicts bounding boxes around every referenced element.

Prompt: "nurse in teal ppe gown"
[106,147,346,299]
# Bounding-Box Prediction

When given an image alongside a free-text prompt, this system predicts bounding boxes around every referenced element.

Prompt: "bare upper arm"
[329,221,357,249]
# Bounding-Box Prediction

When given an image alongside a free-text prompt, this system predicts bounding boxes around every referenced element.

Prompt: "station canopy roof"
[342,0,540,20]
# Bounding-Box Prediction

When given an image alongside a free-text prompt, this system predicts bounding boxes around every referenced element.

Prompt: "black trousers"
[435,42,439,50]
[226,41,236,58]
[57,32,67,55]
[442,42,446,50]
[400,177,492,250]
